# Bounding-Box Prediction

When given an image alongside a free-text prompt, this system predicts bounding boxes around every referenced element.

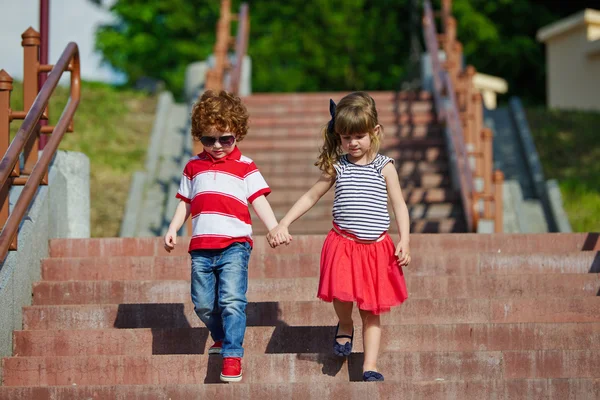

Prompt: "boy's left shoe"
[220,357,243,382]
[208,340,223,355]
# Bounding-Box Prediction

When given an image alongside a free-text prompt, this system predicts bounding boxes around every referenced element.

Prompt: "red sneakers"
[208,340,223,355]
[220,357,242,382]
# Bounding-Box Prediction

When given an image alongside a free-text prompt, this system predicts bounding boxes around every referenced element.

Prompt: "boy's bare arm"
[169,200,192,231]
[251,195,279,232]
[164,200,191,252]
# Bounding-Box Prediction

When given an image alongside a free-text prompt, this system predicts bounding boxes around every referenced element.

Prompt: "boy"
[163,90,290,382]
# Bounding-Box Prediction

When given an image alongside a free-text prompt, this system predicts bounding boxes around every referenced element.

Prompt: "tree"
[95,0,413,95]
[94,0,599,104]
[95,0,220,96]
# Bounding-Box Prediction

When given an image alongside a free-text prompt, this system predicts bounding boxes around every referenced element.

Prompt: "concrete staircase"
[1,233,599,398]
[240,91,466,235]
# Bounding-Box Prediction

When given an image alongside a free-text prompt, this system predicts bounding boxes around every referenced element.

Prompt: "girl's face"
[339,125,380,163]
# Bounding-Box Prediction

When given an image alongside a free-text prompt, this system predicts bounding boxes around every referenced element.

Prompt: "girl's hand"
[164,228,177,252]
[395,240,411,267]
[268,225,293,248]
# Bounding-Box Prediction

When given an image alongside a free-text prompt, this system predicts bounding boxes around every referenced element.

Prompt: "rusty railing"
[423,0,504,232]
[187,1,250,235]
[0,28,80,261]
[204,0,250,94]
[193,0,250,156]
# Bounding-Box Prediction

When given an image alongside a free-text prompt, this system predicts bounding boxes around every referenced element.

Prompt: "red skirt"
[317,226,409,314]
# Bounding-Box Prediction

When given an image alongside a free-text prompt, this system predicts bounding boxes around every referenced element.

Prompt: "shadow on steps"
[113,301,354,383]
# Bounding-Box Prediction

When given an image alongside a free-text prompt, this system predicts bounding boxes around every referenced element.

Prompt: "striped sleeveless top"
[332,154,394,241]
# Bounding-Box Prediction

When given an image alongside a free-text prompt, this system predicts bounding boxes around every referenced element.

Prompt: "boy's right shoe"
[220,357,242,382]
[208,340,223,355]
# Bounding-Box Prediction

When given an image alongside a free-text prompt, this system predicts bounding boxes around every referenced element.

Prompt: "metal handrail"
[0,42,80,260]
[422,2,444,121]
[423,0,475,231]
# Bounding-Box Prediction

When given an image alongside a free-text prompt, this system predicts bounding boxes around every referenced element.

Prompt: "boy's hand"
[268,225,292,248]
[164,228,177,252]
[395,240,411,267]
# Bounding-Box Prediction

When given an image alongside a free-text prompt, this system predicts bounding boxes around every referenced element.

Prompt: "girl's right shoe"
[333,323,354,357]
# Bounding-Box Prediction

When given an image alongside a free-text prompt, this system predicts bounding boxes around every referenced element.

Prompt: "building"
[537,9,600,111]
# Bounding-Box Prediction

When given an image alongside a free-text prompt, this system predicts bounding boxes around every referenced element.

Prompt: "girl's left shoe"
[363,371,384,381]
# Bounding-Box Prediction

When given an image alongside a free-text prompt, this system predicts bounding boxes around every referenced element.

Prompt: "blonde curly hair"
[191,90,249,141]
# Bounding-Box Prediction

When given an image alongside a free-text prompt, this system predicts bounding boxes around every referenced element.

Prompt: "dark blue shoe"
[333,323,354,357]
[363,371,384,381]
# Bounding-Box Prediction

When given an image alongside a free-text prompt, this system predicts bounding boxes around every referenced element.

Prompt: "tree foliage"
[94,0,598,104]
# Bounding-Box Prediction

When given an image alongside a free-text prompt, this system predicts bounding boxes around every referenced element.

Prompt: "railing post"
[0,71,12,233]
[22,27,41,175]
[0,71,17,250]
[494,170,504,233]
[441,0,452,30]
[482,127,494,219]
[38,0,50,150]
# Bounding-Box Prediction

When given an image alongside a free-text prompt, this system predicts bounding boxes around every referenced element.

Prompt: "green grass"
[9,81,157,237]
[526,107,600,232]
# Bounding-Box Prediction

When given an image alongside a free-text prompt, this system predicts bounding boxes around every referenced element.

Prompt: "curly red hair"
[191,90,249,142]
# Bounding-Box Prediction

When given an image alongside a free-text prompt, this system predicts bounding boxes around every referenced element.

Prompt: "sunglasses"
[200,135,236,147]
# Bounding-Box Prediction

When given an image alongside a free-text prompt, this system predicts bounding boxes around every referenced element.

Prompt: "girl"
[268,91,410,382]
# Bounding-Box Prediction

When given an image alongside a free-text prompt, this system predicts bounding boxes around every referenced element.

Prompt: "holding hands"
[395,240,411,267]
[267,224,293,248]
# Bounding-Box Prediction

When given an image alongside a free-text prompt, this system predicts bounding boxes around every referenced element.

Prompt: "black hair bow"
[327,99,336,134]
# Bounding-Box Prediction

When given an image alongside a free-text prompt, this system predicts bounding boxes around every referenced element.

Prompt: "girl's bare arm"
[382,162,411,265]
[269,172,334,240]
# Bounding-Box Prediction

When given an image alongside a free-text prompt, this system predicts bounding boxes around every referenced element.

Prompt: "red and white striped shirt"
[176,146,271,251]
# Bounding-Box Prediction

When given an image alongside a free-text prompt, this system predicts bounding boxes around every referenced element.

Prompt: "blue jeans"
[190,241,251,358]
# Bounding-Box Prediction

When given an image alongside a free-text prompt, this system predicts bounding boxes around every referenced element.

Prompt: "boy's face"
[200,129,237,159]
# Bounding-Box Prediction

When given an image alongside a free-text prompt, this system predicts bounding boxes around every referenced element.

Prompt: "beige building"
[537,9,600,111]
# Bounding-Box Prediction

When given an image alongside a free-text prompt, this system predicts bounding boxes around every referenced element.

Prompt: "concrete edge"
[119,171,147,237]
[502,179,524,233]
[546,179,573,233]
[508,97,559,231]
[119,91,174,237]
[0,151,89,381]
[145,91,174,180]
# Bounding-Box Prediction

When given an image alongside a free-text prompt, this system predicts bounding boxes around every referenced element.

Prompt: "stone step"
[13,322,600,357]
[246,100,433,115]
[242,91,432,104]
[247,124,443,139]
[252,202,463,222]
[40,252,600,282]
[1,379,598,400]
[247,146,449,164]
[265,187,458,206]
[262,172,451,190]
[257,160,449,177]
[240,137,444,153]
[30,274,600,306]
[247,113,436,128]
[3,350,599,386]
[21,297,600,330]
[47,234,600,258]
[252,217,466,235]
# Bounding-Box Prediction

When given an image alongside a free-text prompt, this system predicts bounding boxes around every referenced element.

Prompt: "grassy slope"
[9,81,157,237]
[526,107,600,232]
